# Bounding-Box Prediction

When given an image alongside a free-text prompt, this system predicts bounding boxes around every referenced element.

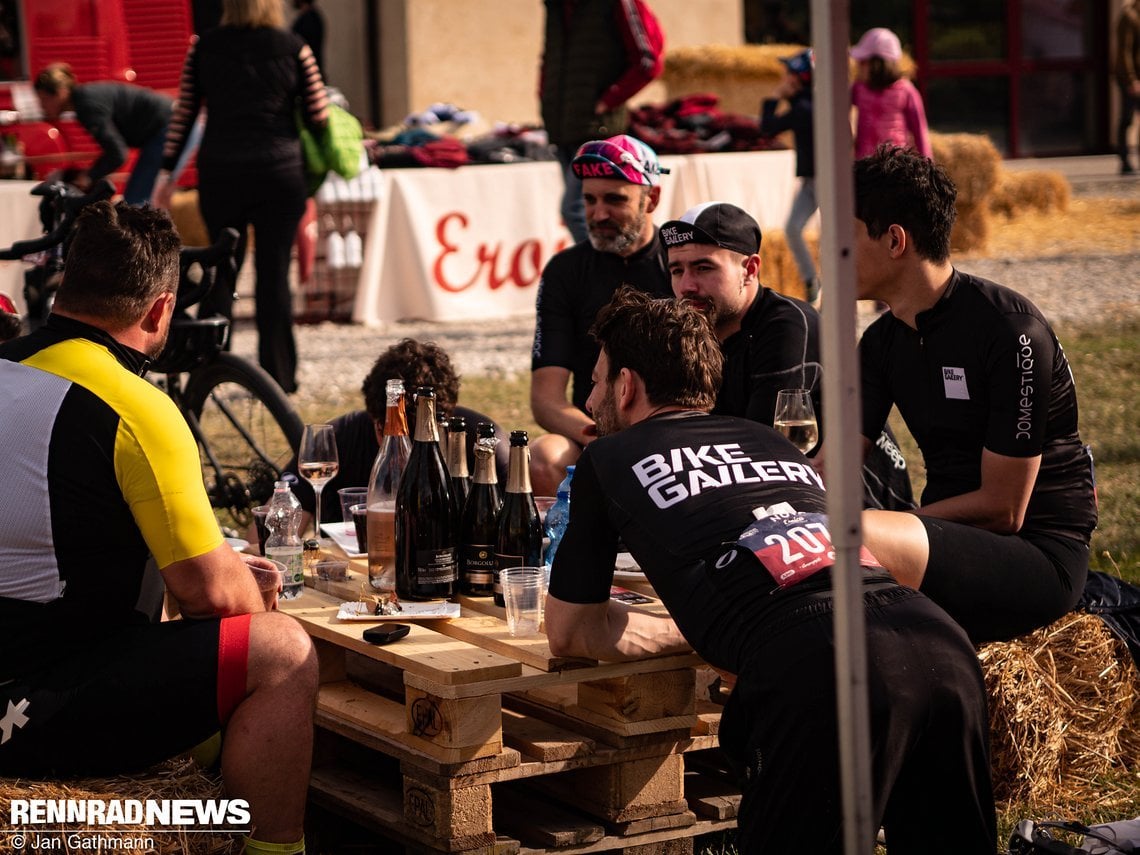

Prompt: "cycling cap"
[850,28,902,62]
[780,49,814,81]
[660,202,762,256]
[0,293,16,315]
[571,135,669,186]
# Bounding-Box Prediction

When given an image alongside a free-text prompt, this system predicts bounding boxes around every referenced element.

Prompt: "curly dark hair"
[591,287,722,411]
[854,145,957,263]
[361,339,461,426]
[0,311,21,343]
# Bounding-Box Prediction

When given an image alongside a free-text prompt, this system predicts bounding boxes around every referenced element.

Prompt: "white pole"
[809,1,874,852]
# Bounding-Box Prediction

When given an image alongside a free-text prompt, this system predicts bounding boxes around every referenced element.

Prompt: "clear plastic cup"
[500,566,546,637]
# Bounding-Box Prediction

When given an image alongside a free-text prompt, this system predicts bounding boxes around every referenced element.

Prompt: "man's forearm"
[534,397,594,442]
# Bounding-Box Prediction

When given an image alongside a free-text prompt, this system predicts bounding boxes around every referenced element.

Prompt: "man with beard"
[0,202,318,855]
[529,133,673,495]
[662,201,914,509]
[544,287,995,855]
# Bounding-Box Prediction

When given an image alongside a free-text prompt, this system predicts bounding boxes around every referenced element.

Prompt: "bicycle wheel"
[181,352,304,529]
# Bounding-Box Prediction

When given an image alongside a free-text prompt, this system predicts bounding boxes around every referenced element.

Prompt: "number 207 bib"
[735,503,881,589]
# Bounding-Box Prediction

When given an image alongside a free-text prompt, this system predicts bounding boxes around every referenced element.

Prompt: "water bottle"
[342,216,363,268]
[543,465,574,573]
[265,480,304,599]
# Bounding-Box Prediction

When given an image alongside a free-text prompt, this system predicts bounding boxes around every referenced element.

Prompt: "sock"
[188,731,222,769]
[242,835,305,855]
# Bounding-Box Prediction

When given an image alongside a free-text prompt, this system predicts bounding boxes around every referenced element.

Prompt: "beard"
[587,205,648,255]
[591,383,621,437]
[146,324,171,359]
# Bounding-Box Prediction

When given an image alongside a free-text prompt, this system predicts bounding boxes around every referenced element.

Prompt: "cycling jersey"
[859,269,1097,542]
[531,233,672,411]
[0,316,222,678]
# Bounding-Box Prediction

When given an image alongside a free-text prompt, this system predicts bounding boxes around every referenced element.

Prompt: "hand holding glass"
[299,423,339,541]
[774,389,819,454]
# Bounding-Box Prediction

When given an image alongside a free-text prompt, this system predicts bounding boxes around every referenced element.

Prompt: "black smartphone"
[362,623,411,645]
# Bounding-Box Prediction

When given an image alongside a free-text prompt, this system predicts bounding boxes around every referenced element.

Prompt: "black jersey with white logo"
[859,269,1096,541]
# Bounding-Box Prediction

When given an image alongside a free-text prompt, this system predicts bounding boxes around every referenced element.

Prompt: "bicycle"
[0,181,303,530]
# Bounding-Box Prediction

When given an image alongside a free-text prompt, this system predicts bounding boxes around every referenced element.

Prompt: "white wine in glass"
[773,389,819,455]
[299,423,339,541]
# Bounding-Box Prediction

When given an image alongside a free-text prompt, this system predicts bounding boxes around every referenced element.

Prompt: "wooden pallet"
[280,585,738,853]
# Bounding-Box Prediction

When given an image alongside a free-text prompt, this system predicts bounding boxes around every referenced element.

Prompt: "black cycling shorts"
[0,616,249,777]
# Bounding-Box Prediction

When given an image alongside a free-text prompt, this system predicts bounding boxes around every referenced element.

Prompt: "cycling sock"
[242,835,305,854]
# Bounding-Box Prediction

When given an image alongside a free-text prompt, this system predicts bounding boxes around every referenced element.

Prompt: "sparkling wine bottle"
[366,379,410,592]
[446,415,471,512]
[460,423,501,597]
[395,387,459,600]
[493,430,542,607]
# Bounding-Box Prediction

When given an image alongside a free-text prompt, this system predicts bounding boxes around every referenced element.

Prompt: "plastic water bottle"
[265,480,305,599]
[543,465,574,574]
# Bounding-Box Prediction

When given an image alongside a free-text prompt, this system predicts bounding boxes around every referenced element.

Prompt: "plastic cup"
[251,505,270,556]
[500,566,546,637]
[249,558,283,610]
[534,496,556,525]
[338,487,369,523]
[350,503,368,553]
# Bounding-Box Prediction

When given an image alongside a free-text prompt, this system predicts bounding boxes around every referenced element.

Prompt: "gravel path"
[230,175,1139,410]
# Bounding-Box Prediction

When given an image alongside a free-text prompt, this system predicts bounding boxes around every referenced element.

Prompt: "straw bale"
[990,170,1072,218]
[0,756,239,854]
[950,202,991,253]
[978,612,1140,806]
[169,189,211,249]
[931,132,1002,209]
[762,229,819,301]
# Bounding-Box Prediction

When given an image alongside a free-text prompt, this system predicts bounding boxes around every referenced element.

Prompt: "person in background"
[663,201,914,510]
[284,339,509,528]
[33,64,173,205]
[1117,0,1140,174]
[155,0,329,395]
[0,201,317,855]
[539,0,664,243]
[849,27,932,160]
[529,133,672,496]
[292,0,326,77]
[852,146,1097,644]
[544,287,996,855]
[760,48,820,306]
[0,293,20,342]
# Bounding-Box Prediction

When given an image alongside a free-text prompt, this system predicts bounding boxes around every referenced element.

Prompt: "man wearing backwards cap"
[529,133,672,496]
[663,201,915,510]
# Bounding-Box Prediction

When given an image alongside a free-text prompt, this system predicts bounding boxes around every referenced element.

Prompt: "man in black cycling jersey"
[544,287,995,855]
[854,146,1098,644]
[529,133,673,496]
[662,200,914,509]
[0,202,317,855]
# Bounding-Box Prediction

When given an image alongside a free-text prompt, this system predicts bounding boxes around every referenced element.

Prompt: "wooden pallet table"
[280,570,738,854]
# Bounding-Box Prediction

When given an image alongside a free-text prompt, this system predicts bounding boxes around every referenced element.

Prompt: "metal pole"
[809,2,874,852]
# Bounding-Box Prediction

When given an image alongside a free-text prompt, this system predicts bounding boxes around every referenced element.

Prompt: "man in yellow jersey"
[0,202,316,855]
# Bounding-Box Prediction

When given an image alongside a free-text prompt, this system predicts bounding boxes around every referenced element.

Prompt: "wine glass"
[298,423,339,542]
[773,389,819,455]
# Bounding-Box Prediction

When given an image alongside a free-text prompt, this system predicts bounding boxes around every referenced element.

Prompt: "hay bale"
[762,229,819,301]
[170,189,211,249]
[931,132,1001,210]
[950,202,991,253]
[978,612,1140,807]
[990,169,1072,218]
[0,756,239,854]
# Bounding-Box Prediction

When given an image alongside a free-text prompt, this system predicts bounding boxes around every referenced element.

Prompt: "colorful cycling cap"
[660,202,762,256]
[570,134,669,186]
[780,48,814,82]
[0,293,16,315]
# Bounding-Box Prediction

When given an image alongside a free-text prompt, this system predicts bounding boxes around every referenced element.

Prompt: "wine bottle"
[366,379,411,593]
[493,430,543,607]
[446,415,471,512]
[395,386,460,600]
[460,423,501,597]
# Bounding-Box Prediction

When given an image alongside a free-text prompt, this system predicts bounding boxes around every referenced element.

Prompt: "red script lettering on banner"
[433,212,569,293]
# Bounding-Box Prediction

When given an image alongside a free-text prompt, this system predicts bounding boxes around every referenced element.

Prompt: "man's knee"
[247,612,319,691]
[530,433,581,497]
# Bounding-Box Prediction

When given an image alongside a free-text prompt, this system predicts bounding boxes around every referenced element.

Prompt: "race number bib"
[736,503,881,589]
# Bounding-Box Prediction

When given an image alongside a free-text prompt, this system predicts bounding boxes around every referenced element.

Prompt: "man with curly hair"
[284,339,508,527]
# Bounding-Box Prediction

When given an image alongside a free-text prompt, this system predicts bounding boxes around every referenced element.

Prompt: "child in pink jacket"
[850,28,933,159]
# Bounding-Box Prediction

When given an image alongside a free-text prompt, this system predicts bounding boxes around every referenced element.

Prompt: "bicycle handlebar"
[0,180,117,261]
[176,228,241,312]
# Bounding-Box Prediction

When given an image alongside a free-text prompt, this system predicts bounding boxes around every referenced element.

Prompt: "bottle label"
[463,543,495,585]
[493,553,525,596]
[416,547,459,584]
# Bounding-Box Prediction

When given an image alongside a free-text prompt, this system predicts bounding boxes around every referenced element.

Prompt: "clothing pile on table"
[627,93,787,154]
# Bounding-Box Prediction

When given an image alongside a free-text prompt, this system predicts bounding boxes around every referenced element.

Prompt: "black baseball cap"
[659,202,762,256]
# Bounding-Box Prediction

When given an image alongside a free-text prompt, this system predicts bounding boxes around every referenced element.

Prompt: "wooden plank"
[425,613,595,672]
[501,707,596,762]
[608,809,696,836]
[494,785,605,847]
[513,817,736,854]
[692,699,722,736]
[280,592,522,685]
[577,670,696,723]
[404,773,494,843]
[683,772,741,821]
[513,685,699,739]
[533,755,686,823]
[318,681,502,764]
[506,693,695,750]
